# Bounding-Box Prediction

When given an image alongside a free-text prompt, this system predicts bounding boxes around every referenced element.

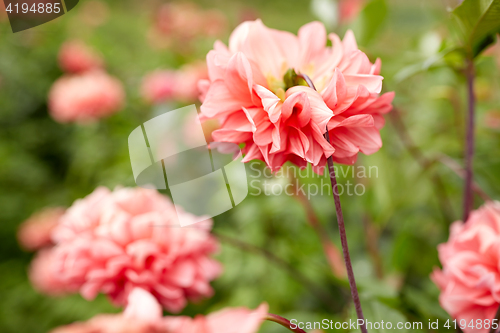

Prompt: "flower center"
[266,68,310,102]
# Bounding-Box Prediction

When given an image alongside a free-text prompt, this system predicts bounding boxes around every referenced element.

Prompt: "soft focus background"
[1,0,500,332]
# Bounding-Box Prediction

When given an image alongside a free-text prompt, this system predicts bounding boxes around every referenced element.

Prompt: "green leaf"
[453,0,500,58]
[358,0,388,45]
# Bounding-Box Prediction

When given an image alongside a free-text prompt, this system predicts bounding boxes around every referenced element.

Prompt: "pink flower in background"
[155,2,227,41]
[160,302,268,333]
[183,112,220,147]
[51,286,267,333]
[199,20,393,172]
[174,62,209,102]
[77,1,110,28]
[141,70,178,103]
[48,71,125,123]
[431,201,500,332]
[35,187,221,313]
[17,207,65,251]
[484,111,500,130]
[142,62,208,104]
[50,288,164,333]
[339,0,365,24]
[203,10,228,38]
[58,41,104,74]
[156,2,202,40]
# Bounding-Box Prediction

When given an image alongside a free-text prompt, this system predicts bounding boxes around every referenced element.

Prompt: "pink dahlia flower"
[58,41,104,74]
[48,71,125,123]
[51,287,267,333]
[199,20,394,172]
[17,207,64,251]
[431,201,500,332]
[35,187,222,313]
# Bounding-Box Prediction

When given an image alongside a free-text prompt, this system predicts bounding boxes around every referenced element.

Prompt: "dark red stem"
[266,313,307,333]
[298,72,367,333]
[324,127,368,333]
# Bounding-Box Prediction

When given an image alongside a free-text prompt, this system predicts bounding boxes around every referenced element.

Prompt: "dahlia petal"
[286,86,333,132]
[124,288,163,322]
[167,260,196,287]
[228,21,252,53]
[340,50,372,75]
[335,126,382,155]
[282,91,311,126]
[242,20,296,77]
[298,21,327,66]
[253,122,274,146]
[321,68,347,110]
[242,142,263,162]
[200,80,252,118]
[331,114,375,129]
[342,30,358,55]
[221,111,254,132]
[225,52,255,98]
[90,239,124,259]
[370,58,382,75]
[206,50,229,82]
[206,303,268,333]
[310,121,335,158]
[288,129,309,158]
[270,125,281,153]
[254,85,282,123]
[344,74,383,94]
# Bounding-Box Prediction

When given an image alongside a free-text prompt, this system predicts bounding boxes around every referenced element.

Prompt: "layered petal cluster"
[58,40,103,74]
[48,71,125,123]
[431,201,500,333]
[31,187,222,313]
[141,62,208,104]
[17,207,65,251]
[51,287,267,333]
[199,20,394,172]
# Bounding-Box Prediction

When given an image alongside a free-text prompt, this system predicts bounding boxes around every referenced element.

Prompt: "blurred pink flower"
[51,288,164,333]
[58,41,104,74]
[48,71,125,123]
[174,62,209,102]
[18,207,65,251]
[77,1,110,28]
[203,10,228,38]
[183,112,220,147]
[484,111,500,130]
[155,2,227,41]
[431,201,500,332]
[141,70,178,103]
[51,287,267,333]
[199,20,393,172]
[142,62,208,104]
[339,0,365,25]
[160,302,268,333]
[34,187,221,313]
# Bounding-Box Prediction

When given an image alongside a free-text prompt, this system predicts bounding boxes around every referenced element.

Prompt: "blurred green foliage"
[0,0,499,332]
